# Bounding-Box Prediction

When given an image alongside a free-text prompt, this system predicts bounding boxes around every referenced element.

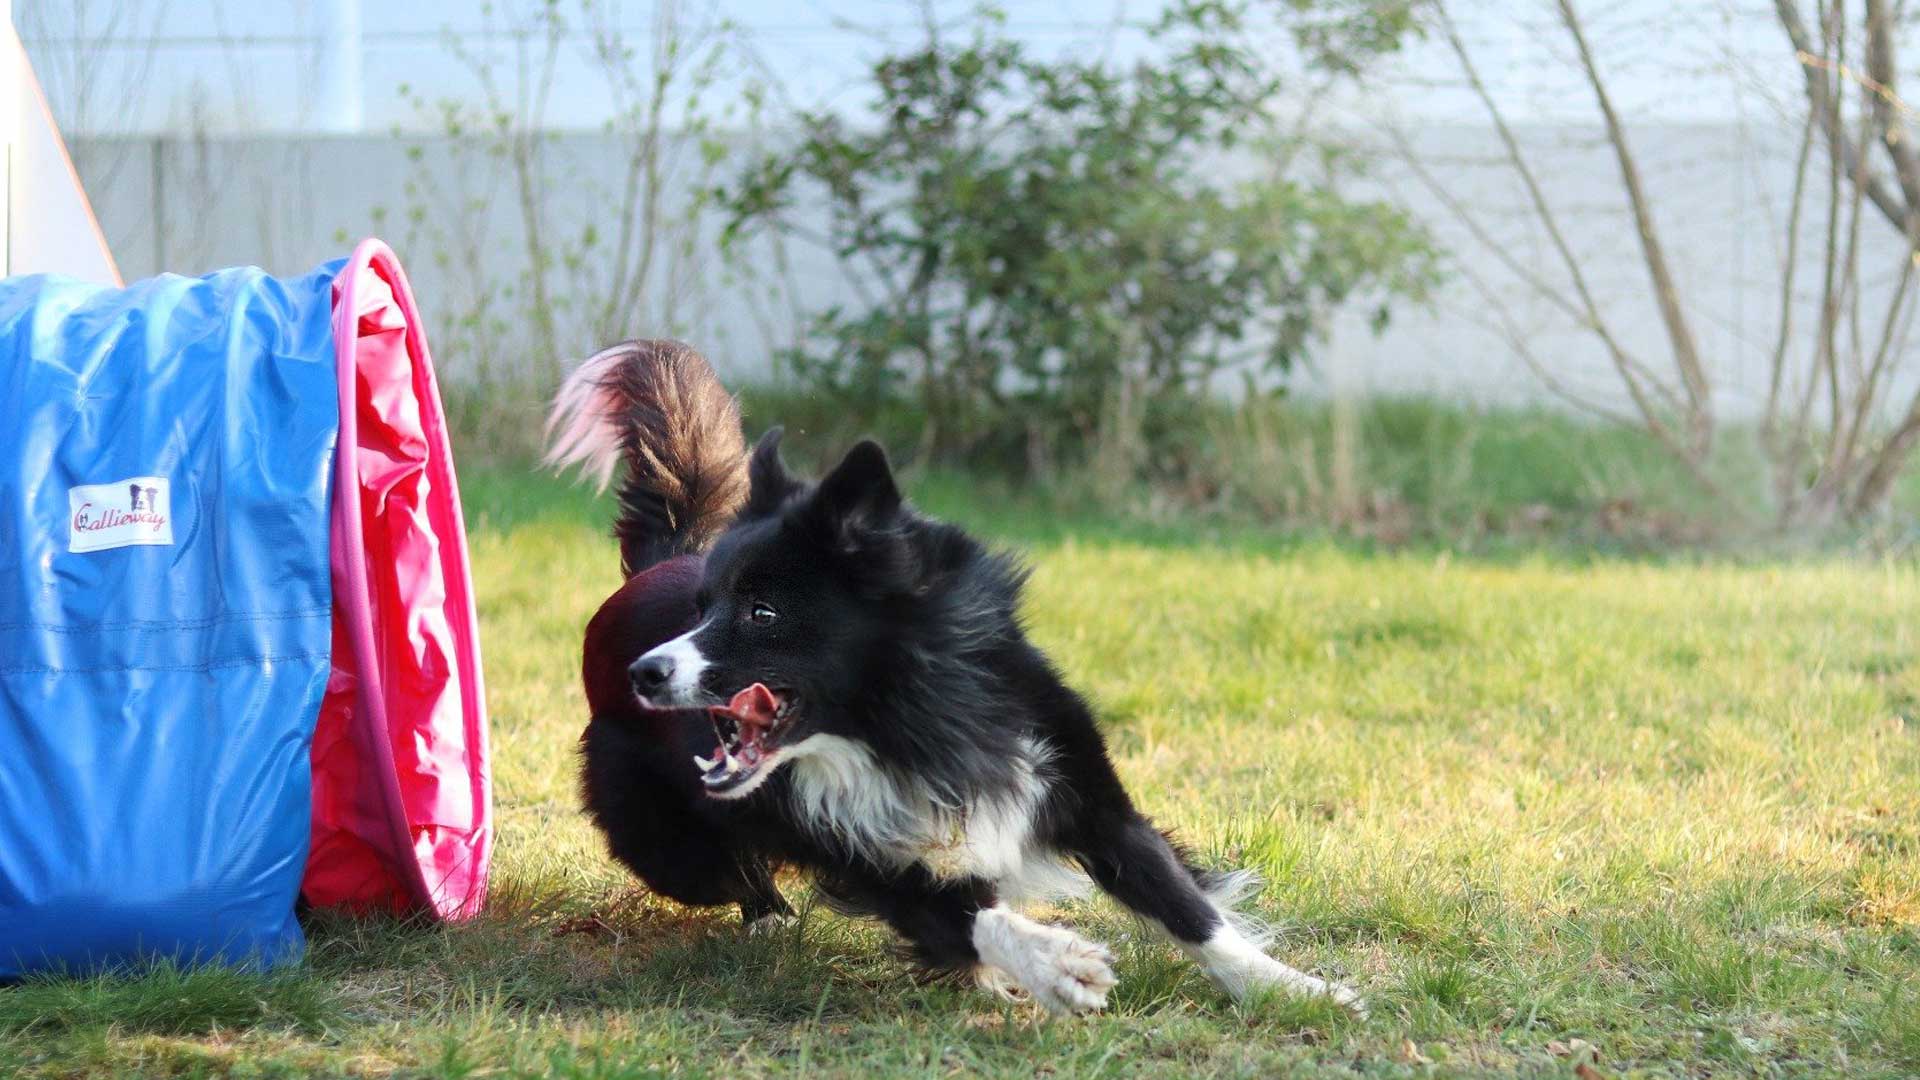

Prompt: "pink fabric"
[303,239,491,920]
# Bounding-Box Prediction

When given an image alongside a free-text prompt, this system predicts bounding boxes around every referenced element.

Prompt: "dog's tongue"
[712,682,779,729]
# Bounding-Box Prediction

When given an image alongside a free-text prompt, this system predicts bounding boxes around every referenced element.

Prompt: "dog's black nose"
[630,654,674,695]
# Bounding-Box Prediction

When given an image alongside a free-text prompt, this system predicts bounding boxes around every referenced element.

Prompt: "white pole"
[4,0,121,283]
[310,0,363,134]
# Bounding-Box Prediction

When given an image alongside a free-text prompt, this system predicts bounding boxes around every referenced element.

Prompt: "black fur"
[578,559,791,922]
[564,346,1271,996]
[562,342,789,922]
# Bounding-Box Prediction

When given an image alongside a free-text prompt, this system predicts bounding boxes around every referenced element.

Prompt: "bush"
[715,1,1439,467]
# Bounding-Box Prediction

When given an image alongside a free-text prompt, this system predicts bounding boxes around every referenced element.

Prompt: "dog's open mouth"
[693,682,794,795]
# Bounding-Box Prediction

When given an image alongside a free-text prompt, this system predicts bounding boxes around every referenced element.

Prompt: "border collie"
[547,340,1363,1015]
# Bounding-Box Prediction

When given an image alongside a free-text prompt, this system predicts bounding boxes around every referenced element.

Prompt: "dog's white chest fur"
[783,735,1086,899]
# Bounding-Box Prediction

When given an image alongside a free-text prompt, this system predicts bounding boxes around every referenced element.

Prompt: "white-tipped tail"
[544,345,633,492]
[539,339,749,574]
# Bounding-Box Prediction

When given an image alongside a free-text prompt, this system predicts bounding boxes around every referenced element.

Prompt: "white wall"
[65,120,1920,427]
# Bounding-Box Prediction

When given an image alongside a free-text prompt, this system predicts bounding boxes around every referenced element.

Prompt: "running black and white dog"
[547,341,1363,1015]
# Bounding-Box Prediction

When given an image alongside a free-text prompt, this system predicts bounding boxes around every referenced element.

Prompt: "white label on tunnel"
[69,476,173,553]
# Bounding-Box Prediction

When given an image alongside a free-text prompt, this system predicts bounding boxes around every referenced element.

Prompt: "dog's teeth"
[692,752,717,772]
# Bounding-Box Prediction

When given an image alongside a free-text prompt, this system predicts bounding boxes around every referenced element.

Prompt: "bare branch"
[1852,387,1920,512]
[1448,260,1649,430]
[1824,74,1880,482]
[1774,0,1915,234]
[1798,0,1848,480]
[1862,0,1920,237]
[1857,248,1917,419]
[1433,2,1689,449]
[1555,0,1712,451]
[1385,124,1684,416]
[1766,106,1818,444]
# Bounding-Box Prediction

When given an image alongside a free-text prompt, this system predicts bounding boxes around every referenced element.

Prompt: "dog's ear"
[812,439,901,539]
[742,426,800,518]
[812,440,932,595]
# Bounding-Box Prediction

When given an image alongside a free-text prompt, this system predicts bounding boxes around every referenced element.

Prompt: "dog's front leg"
[736,854,792,928]
[815,864,1115,1014]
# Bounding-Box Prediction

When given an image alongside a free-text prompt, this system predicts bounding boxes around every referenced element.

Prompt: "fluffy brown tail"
[545,340,748,575]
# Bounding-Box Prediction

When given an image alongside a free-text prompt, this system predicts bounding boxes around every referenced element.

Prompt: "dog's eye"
[748,602,778,626]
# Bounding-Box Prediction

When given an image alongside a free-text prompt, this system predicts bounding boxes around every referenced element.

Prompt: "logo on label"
[69,475,173,553]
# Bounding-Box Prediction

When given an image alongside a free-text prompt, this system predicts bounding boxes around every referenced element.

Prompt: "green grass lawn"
[6,467,1920,1078]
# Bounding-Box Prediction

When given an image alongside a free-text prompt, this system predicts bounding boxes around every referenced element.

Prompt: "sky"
[16,0,1802,138]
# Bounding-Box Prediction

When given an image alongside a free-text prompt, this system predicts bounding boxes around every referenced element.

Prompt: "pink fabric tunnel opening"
[304,239,491,920]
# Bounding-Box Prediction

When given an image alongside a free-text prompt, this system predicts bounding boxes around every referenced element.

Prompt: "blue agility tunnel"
[0,241,491,977]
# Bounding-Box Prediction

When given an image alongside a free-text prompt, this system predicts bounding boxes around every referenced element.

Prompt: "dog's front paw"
[976,964,1026,1003]
[972,907,1115,1015]
[1024,931,1117,1015]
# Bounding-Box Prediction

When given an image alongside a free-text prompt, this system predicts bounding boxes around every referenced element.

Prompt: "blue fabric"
[0,264,341,976]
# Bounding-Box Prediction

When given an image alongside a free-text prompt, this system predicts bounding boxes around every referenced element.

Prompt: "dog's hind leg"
[1068,814,1365,1014]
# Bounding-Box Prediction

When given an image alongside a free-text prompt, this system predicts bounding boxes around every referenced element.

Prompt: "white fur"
[1198,867,1274,946]
[1183,909,1367,1015]
[672,678,1361,1014]
[781,735,1088,900]
[544,346,633,491]
[971,905,1115,1014]
[636,621,712,704]
[707,711,1359,1013]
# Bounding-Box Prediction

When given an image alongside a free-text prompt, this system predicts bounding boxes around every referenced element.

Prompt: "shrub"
[715,1,1439,468]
